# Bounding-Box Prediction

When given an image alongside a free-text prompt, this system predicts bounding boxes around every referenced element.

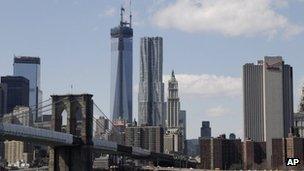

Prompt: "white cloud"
[164,74,241,98]
[205,106,232,117]
[152,0,303,37]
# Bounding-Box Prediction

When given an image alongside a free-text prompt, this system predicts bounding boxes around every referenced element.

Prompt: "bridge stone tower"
[48,94,93,171]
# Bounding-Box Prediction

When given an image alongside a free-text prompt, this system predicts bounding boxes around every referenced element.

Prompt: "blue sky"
[0,0,304,139]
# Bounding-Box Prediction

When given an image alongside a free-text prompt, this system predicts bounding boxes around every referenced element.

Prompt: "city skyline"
[0,0,304,139]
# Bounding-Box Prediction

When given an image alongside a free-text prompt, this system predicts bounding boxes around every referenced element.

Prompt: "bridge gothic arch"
[49,94,93,171]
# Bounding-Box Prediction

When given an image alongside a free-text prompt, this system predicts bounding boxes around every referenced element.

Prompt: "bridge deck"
[0,123,196,167]
[0,123,73,146]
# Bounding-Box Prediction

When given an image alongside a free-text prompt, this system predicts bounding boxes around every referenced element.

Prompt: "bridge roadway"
[0,123,194,166]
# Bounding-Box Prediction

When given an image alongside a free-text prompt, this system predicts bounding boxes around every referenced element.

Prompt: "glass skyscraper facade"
[110,15,133,123]
[138,37,165,126]
[13,56,42,122]
[0,76,29,114]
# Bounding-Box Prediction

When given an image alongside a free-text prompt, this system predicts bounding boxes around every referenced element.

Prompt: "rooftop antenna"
[129,0,132,28]
[120,6,125,26]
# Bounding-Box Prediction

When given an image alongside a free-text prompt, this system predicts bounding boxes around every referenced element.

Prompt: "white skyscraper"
[13,56,42,122]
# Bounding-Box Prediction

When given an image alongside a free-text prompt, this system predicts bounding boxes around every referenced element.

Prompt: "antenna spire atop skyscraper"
[120,6,125,26]
[129,0,132,28]
[119,2,132,27]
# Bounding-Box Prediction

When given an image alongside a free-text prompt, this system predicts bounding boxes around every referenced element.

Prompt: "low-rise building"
[3,107,33,166]
[94,116,109,139]
[125,125,164,153]
[272,134,304,170]
[294,112,304,137]
[186,139,199,157]
[199,134,242,170]
[243,140,266,169]
[164,127,183,154]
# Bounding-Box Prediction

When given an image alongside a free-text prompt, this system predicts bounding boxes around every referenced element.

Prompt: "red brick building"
[199,134,242,170]
[243,140,266,169]
[272,135,304,170]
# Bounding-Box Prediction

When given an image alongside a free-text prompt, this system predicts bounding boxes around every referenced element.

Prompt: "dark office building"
[200,134,242,170]
[1,76,29,113]
[200,121,211,138]
[0,83,7,116]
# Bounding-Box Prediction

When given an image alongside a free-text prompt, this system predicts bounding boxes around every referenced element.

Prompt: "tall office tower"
[243,56,293,167]
[110,8,133,123]
[138,37,165,126]
[179,110,187,154]
[0,83,7,116]
[1,76,29,113]
[243,61,264,141]
[179,110,186,138]
[200,121,211,138]
[0,83,7,159]
[166,71,180,127]
[13,56,42,122]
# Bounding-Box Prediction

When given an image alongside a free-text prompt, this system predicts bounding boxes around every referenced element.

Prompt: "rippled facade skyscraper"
[138,37,164,126]
[110,8,133,123]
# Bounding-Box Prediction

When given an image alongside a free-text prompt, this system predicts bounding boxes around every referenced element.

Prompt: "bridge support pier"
[49,146,93,171]
[48,94,94,171]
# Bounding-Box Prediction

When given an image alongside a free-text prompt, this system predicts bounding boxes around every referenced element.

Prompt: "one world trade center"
[110,7,133,123]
